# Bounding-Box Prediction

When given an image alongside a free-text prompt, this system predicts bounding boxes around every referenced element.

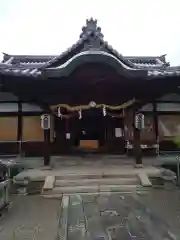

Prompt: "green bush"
[173,136,180,148]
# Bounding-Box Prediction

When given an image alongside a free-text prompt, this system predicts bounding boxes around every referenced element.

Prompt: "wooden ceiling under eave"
[0,66,179,105]
[0,81,175,106]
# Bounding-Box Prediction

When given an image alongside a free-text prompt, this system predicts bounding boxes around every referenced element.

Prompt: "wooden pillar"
[153,102,159,155]
[153,102,158,140]
[133,127,142,164]
[43,107,51,166]
[17,102,22,155]
[44,127,51,166]
[133,105,142,165]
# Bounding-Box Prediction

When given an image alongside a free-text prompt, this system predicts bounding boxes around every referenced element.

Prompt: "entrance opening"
[53,108,126,154]
[75,109,105,151]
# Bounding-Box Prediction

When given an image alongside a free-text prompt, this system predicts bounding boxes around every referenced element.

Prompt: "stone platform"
[14,164,161,183]
[12,156,176,195]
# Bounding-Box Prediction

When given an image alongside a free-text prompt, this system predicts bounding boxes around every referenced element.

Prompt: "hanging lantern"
[57,107,62,118]
[135,113,145,129]
[79,109,82,119]
[103,105,106,116]
[41,114,50,129]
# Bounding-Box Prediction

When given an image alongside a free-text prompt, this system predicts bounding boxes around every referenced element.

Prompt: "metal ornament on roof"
[80,18,104,39]
[41,114,50,129]
[89,101,96,108]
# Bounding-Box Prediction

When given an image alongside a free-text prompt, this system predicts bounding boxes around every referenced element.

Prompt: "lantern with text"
[41,114,50,130]
[135,113,144,129]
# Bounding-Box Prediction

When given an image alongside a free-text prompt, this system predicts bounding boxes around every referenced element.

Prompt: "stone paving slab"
[61,193,178,240]
[1,190,180,240]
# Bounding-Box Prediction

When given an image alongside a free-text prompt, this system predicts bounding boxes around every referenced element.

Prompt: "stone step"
[42,186,149,199]
[42,191,133,198]
[55,173,136,180]
[45,184,147,195]
[55,177,139,187]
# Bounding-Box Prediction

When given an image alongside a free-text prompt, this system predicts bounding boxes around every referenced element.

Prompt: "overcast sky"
[0,0,180,66]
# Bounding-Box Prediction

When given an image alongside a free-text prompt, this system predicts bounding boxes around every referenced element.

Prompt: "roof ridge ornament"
[80,18,104,39]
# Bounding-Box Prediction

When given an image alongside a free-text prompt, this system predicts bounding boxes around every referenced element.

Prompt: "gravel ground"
[0,195,61,240]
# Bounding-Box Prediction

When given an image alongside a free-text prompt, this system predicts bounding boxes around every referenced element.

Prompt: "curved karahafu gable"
[0,18,179,80]
[43,50,147,79]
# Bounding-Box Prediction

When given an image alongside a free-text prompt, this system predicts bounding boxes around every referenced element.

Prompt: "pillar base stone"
[134,164,143,168]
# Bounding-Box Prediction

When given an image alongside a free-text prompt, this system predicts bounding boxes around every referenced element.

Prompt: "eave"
[147,66,180,78]
[0,59,180,80]
[43,50,147,79]
[0,63,42,78]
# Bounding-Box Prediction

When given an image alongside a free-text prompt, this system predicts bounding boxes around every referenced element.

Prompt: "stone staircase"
[42,173,149,198]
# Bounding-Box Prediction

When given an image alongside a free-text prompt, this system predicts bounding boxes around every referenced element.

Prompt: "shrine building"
[0,18,180,165]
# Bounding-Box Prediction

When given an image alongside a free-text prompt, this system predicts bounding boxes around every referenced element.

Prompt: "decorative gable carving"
[80,18,105,51]
[80,18,104,39]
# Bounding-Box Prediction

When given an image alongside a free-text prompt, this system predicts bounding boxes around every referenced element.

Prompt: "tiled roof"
[148,66,180,77]
[0,18,177,79]
[2,53,168,67]
[2,53,54,64]
[0,62,41,77]
[126,55,168,65]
